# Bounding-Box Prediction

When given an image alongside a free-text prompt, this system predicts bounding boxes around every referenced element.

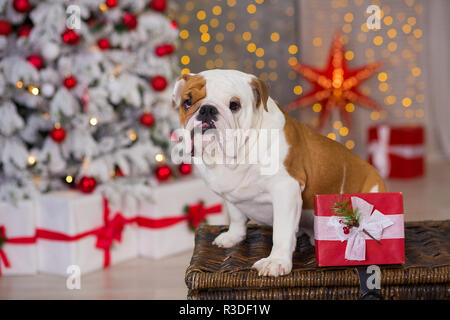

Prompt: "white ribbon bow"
[368,125,425,179]
[328,197,394,261]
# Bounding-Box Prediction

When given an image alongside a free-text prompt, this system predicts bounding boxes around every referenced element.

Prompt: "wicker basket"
[186,220,450,300]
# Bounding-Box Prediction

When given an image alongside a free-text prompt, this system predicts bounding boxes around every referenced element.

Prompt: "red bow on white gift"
[0,225,36,276]
[0,226,11,276]
[328,197,394,261]
[95,214,127,251]
[186,202,223,229]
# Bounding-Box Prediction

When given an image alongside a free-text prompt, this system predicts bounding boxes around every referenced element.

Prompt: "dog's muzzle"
[196,104,218,133]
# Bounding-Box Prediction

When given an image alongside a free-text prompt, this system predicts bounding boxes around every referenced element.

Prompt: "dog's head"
[172,69,269,137]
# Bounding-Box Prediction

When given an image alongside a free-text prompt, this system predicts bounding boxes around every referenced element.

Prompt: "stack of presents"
[0,177,228,276]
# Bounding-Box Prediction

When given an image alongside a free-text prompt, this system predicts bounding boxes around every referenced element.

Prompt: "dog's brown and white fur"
[172,69,386,277]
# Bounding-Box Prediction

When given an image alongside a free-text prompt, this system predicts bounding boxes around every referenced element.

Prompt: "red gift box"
[368,125,424,178]
[314,193,405,267]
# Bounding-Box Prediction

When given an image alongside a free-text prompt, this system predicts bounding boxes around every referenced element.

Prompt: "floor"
[0,161,449,300]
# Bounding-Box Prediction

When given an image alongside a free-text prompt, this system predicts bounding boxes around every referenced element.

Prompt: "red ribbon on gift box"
[36,197,137,268]
[136,201,222,230]
[0,225,37,276]
[4,198,222,273]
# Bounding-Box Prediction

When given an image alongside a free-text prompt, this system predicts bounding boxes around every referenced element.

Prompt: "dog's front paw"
[252,256,292,277]
[212,232,245,248]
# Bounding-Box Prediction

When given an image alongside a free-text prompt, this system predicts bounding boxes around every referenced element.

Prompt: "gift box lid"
[314,192,404,217]
[185,221,450,300]
[368,125,424,145]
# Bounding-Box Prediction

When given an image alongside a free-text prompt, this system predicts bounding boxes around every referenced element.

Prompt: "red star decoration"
[286,32,383,131]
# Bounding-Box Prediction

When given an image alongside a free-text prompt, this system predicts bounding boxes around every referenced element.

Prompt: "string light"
[339,127,349,137]
[288,44,298,55]
[246,43,256,52]
[201,33,210,42]
[370,111,380,121]
[89,117,98,126]
[411,67,421,77]
[270,32,280,42]
[65,175,73,183]
[373,36,383,46]
[181,55,190,65]
[345,103,355,112]
[212,5,222,15]
[199,24,208,33]
[313,37,322,47]
[255,48,264,57]
[179,30,189,39]
[345,140,355,150]
[127,129,137,141]
[210,18,219,28]
[155,153,165,162]
[198,46,207,55]
[28,86,39,95]
[293,85,303,95]
[402,97,412,107]
[312,103,322,113]
[196,10,206,20]
[247,4,256,14]
[27,154,37,166]
[242,31,252,41]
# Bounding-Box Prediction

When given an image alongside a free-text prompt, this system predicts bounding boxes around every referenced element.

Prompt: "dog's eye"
[182,99,192,109]
[229,101,241,112]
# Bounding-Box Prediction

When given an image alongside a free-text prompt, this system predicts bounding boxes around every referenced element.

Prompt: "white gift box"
[36,191,138,276]
[138,177,229,259]
[0,200,37,276]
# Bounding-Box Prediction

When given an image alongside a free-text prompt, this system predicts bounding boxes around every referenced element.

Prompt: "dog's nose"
[197,104,218,122]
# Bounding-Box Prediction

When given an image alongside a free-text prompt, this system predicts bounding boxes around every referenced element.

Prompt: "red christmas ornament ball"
[97,38,110,50]
[115,167,124,177]
[155,165,171,181]
[179,163,192,175]
[170,20,178,29]
[13,0,31,13]
[343,227,350,235]
[78,176,97,194]
[155,44,175,57]
[0,20,12,36]
[140,113,155,127]
[106,0,118,8]
[26,54,44,70]
[17,24,32,37]
[122,13,138,30]
[50,127,66,143]
[61,28,80,45]
[63,76,77,89]
[150,0,167,12]
[150,75,167,91]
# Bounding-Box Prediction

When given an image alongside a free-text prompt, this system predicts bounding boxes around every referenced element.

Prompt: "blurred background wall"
[173,0,449,161]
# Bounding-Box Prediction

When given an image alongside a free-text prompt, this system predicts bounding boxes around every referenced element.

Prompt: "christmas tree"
[0,0,179,203]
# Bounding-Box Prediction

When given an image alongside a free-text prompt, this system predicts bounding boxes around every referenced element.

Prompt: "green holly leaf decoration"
[330,197,361,228]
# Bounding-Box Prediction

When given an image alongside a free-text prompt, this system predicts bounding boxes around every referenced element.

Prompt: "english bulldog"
[172,69,386,277]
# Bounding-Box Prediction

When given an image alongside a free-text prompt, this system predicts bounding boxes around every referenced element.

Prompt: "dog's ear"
[172,73,194,108]
[250,77,270,112]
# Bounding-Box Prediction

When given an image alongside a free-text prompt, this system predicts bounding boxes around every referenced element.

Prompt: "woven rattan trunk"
[185,220,450,300]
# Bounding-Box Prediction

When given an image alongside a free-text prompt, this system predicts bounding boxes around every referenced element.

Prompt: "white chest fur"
[195,162,275,225]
